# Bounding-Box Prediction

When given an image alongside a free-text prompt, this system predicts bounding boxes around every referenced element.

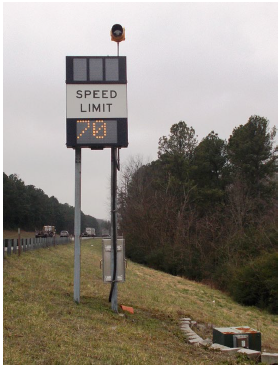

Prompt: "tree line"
[3,173,109,236]
[118,115,278,313]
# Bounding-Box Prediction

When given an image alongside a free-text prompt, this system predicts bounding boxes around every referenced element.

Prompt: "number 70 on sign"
[76,119,117,144]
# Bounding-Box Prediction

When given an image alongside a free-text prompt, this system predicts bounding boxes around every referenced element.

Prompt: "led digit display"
[76,120,117,145]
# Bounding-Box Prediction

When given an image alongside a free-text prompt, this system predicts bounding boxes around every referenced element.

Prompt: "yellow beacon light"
[111,24,125,43]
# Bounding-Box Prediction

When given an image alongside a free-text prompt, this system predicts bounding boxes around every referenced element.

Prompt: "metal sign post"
[74,148,81,303]
[108,30,125,312]
[109,147,118,311]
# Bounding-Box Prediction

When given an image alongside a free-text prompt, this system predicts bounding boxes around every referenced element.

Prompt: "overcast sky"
[3,2,278,221]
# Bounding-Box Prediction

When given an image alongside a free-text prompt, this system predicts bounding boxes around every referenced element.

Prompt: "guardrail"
[3,236,72,258]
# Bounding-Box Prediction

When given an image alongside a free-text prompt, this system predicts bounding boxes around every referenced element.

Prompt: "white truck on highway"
[82,228,96,237]
[35,225,56,238]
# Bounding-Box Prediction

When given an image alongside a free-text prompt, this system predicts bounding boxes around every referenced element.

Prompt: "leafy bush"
[228,252,278,314]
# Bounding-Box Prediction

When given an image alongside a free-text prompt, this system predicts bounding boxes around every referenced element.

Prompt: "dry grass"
[3,238,277,365]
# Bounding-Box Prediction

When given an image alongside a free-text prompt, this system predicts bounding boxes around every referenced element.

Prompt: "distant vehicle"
[81,228,96,237]
[60,230,69,237]
[35,225,56,238]
[102,228,110,237]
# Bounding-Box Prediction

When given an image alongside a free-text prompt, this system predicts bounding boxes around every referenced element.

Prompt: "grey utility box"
[213,326,261,352]
[102,239,125,283]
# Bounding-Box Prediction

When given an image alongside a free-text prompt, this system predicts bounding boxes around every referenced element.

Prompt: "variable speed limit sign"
[66,56,128,149]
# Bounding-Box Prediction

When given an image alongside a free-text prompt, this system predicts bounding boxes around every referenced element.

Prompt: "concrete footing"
[237,348,261,361]
[261,352,278,365]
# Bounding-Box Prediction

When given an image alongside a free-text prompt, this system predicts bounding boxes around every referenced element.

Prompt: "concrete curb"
[261,352,278,365]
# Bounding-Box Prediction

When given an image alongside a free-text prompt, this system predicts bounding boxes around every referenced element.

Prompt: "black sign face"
[66,56,128,149]
[66,118,128,149]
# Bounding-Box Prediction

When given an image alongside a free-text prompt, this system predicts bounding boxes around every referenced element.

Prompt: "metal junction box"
[213,326,261,351]
[102,239,125,283]
[233,334,249,349]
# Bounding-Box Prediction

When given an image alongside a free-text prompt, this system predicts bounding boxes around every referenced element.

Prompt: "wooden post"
[3,240,5,259]
[13,239,16,254]
[18,228,21,256]
[7,239,12,256]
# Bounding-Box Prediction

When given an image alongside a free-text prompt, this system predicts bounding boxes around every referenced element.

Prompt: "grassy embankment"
[3,235,278,365]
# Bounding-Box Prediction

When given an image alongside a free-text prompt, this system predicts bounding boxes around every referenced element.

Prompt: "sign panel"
[66,84,127,118]
[66,118,127,149]
[66,56,128,149]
